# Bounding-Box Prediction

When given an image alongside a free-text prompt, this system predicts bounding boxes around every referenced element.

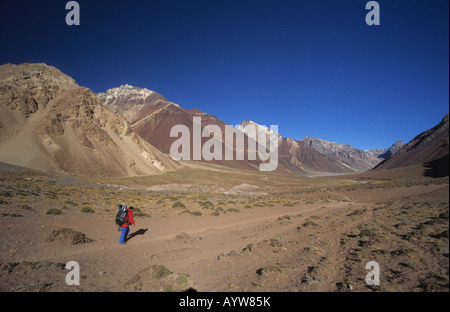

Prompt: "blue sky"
[0,0,448,150]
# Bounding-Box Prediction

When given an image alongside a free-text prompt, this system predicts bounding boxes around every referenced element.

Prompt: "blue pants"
[120,227,129,244]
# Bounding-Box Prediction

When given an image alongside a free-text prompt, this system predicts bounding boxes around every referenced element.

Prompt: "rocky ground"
[0,164,448,292]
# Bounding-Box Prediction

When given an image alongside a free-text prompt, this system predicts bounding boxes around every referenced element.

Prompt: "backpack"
[115,204,128,226]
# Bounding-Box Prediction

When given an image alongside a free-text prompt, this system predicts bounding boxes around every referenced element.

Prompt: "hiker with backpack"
[116,204,135,245]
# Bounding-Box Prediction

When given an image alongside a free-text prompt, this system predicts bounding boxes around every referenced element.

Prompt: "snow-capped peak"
[96,84,161,108]
[99,84,155,101]
[237,120,279,136]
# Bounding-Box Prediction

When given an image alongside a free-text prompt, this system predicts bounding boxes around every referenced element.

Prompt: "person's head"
[120,204,127,209]
[129,206,134,211]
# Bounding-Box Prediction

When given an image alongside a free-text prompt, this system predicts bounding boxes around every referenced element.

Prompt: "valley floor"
[0,164,448,292]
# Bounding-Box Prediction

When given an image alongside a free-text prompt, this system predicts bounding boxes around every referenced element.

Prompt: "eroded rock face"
[0,63,76,116]
[0,63,179,177]
[301,136,382,172]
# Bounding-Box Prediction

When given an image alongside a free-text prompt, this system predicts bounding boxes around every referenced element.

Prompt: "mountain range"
[97,84,261,171]
[367,141,406,160]
[1,63,448,178]
[96,85,388,174]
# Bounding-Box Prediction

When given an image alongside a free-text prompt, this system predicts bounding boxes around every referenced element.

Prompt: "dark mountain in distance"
[372,114,449,177]
[367,141,406,160]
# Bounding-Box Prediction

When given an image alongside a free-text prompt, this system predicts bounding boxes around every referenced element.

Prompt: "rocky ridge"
[0,63,179,177]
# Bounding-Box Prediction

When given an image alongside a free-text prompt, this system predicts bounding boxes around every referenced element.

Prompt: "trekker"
[119,206,135,244]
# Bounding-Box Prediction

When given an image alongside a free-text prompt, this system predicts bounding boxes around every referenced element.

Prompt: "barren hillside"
[0,63,179,177]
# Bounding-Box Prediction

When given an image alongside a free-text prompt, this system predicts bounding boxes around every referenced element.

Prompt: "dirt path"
[37,200,345,291]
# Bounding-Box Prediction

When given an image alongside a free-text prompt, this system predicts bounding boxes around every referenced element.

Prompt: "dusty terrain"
[0,162,448,292]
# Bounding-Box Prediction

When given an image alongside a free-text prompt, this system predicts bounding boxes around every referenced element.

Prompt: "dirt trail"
[9,199,349,291]
[37,201,342,287]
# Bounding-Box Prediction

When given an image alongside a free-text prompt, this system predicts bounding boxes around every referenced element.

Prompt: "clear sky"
[0,0,448,150]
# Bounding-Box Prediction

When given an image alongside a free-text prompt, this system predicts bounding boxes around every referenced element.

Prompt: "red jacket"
[121,209,135,228]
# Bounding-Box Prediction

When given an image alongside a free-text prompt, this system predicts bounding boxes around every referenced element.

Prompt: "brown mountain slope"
[373,114,449,177]
[301,137,381,172]
[98,86,269,171]
[0,63,179,177]
[98,86,358,174]
[278,137,355,174]
[236,121,355,174]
